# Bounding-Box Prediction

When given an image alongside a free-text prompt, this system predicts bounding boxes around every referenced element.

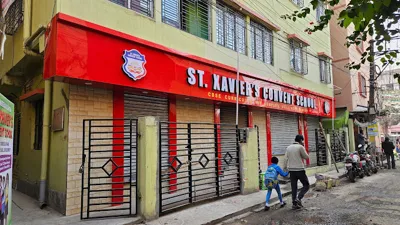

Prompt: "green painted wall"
[48,82,69,193]
[14,74,44,185]
[58,0,333,97]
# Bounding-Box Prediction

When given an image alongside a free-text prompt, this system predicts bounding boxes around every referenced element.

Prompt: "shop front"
[44,13,335,215]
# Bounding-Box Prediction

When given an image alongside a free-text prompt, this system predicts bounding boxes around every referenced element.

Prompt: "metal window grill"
[250,21,273,65]
[316,1,325,23]
[290,40,308,75]
[319,57,331,84]
[162,0,211,41]
[216,2,245,54]
[1,0,24,35]
[109,0,154,17]
[361,75,367,95]
[292,0,304,7]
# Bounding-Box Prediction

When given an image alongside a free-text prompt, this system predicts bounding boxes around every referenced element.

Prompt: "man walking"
[284,134,310,209]
[382,137,396,169]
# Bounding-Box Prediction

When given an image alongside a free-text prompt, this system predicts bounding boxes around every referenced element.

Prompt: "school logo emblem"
[122,49,147,81]
[324,101,330,114]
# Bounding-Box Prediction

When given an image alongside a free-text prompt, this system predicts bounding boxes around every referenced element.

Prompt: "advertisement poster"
[0,94,13,225]
[367,121,379,136]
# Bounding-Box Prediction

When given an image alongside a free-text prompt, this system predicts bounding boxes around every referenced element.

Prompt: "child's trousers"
[265,183,283,206]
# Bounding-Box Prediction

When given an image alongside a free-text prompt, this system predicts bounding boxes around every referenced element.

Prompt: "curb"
[205,173,347,225]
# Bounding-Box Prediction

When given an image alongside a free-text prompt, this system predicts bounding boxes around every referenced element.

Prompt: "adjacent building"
[0,0,334,216]
[329,0,371,151]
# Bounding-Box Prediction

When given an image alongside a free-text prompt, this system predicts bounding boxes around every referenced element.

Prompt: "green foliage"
[282,0,400,82]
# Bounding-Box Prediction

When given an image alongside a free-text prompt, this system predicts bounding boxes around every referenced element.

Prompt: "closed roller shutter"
[220,105,248,169]
[307,116,320,166]
[270,112,298,155]
[124,93,169,181]
[220,105,248,127]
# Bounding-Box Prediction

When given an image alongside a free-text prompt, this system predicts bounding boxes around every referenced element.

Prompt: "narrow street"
[221,168,400,225]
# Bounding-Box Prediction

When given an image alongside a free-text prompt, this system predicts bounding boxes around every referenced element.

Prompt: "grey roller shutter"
[307,116,320,166]
[220,105,248,169]
[270,112,298,155]
[220,105,248,127]
[124,93,169,181]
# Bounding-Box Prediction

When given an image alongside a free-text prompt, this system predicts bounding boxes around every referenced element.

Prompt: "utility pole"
[368,40,376,122]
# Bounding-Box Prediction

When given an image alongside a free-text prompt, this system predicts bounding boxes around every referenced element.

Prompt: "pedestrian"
[284,134,310,210]
[382,137,396,169]
[264,156,289,211]
[358,130,366,150]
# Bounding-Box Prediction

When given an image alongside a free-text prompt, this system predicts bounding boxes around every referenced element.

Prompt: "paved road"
[221,168,400,225]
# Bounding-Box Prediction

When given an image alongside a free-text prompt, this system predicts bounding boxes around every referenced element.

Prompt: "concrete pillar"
[245,15,251,56]
[344,127,350,154]
[137,117,159,220]
[211,0,217,43]
[348,119,356,152]
[326,134,332,167]
[154,0,162,23]
[239,128,259,194]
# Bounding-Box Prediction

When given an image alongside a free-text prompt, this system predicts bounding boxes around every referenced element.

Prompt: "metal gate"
[80,119,137,219]
[159,122,241,214]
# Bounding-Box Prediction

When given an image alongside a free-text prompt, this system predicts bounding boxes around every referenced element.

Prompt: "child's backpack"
[264,166,278,189]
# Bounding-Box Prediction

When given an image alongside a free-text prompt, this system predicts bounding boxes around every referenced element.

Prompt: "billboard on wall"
[0,94,13,225]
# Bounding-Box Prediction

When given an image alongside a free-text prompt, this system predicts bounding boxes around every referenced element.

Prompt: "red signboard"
[44,13,335,118]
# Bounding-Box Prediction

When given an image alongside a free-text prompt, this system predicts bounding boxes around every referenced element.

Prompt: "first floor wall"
[13,82,325,216]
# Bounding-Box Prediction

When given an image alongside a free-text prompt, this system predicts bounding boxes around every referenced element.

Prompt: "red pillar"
[168,97,177,192]
[298,114,303,135]
[214,104,222,174]
[303,115,310,165]
[112,90,124,205]
[248,107,253,128]
[266,111,272,165]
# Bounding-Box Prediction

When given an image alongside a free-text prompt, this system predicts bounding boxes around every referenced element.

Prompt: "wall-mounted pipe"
[39,79,53,208]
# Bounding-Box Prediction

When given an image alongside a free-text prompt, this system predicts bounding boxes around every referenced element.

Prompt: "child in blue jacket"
[264,157,289,211]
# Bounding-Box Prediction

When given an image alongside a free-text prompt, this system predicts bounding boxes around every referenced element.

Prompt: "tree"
[282,0,400,82]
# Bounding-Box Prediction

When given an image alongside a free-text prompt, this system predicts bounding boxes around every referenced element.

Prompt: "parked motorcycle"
[358,144,372,176]
[364,143,378,174]
[359,144,378,176]
[344,151,365,183]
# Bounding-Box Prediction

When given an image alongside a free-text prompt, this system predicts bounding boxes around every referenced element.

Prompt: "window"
[216,2,246,54]
[316,1,325,23]
[34,100,44,150]
[162,0,210,40]
[359,74,367,97]
[109,0,154,17]
[290,40,308,75]
[319,57,331,84]
[250,21,273,65]
[292,0,304,7]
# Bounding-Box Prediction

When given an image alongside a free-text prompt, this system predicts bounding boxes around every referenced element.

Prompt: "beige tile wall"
[66,85,113,215]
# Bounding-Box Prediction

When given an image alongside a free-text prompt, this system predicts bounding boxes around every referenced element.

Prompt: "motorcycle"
[361,143,378,174]
[344,151,365,182]
[358,144,373,176]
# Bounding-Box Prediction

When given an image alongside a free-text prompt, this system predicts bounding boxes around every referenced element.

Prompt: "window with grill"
[34,100,44,150]
[109,0,154,17]
[290,40,308,75]
[292,0,304,7]
[360,74,367,97]
[162,0,210,40]
[250,21,273,65]
[316,1,325,22]
[216,2,246,54]
[319,57,331,84]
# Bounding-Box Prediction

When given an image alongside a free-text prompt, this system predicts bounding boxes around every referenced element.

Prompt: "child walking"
[264,157,289,211]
